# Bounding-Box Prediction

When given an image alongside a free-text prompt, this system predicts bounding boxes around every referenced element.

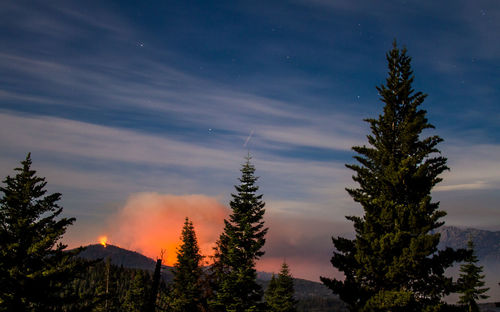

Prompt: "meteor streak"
[244,129,254,147]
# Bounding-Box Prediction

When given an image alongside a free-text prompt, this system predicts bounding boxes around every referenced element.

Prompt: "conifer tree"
[169,217,205,312]
[98,257,120,312]
[456,240,489,312]
[0,154,83,311]
[122,270,150,312]
[321,43,467,312]
[266,275,278,304]
[265,262,297,312]
[210,155,268,312]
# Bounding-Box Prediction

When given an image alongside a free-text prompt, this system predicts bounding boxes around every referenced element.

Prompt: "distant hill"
[436,226,500,304]
[77,244,175,281]
[78,244,161,270]
[436,226,500,262]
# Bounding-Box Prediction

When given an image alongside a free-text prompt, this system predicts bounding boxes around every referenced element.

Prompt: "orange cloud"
[107,193,229,266]
[101,192,345,282]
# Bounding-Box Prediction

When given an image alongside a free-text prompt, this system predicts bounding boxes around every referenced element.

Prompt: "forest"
[0,44,494,312]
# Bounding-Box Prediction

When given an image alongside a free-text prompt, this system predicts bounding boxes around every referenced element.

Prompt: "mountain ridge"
[436,226,500,262]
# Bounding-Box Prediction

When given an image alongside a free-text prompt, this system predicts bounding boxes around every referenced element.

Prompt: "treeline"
[62,259,159,311]
[0,42,494,312]
[57,258,345,312]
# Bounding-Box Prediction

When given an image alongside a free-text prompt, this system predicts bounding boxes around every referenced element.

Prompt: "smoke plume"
[107,192,229,265]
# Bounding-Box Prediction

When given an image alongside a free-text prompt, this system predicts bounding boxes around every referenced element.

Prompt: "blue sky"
[1,0,499,282]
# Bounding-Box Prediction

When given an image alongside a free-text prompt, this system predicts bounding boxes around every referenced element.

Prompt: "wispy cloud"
[0,1,132,40]
[258,124,362,151]
[0,49,319,134]
[435,182,491,192]
[436,142,500,192]
[0,112,238,170]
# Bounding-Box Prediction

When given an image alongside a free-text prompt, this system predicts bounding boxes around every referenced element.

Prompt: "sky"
[1,0,499,284]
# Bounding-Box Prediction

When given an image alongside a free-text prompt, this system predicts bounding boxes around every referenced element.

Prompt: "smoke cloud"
[258,212,350,281]
[106,192,229,265]
[103,192,346,282]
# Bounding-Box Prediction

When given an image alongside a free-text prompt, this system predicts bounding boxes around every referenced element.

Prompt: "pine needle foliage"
[0,154,83,311]
[210,155,268,312]
[169,217,205,312]
[265,262,297,312]
[122,270,150,312]
[321,43,468,312]
[456,240,489,312]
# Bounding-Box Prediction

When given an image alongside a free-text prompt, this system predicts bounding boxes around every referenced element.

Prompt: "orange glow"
[107,193,229,266]
[98,235,108,247]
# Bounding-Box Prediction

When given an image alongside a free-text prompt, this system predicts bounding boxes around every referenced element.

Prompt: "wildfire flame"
[98,236,108,247]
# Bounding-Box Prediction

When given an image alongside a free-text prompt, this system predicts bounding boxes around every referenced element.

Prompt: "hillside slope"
[78,244,160,270]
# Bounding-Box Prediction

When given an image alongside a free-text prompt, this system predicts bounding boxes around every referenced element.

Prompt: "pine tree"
[169,217,205,312]
[266,275,279,306]
[265,262,297,312]
[95,257,120,312]
[0,154,83,311]
[210,155,268,312]
[321,42,467,312]
[456,240,489,312]
[122,270,150,312]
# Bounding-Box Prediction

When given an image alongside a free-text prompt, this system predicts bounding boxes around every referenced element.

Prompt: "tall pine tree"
[210,155,268,312]
[321,43,467,312]
[264,262,297,312]
[169,217,205,312]
[456,240,489,312]
[0,154,83,311]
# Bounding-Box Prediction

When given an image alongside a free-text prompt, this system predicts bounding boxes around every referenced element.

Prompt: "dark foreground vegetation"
[56,256,348,312]
[1,43,496,312]
[79,243,348,311]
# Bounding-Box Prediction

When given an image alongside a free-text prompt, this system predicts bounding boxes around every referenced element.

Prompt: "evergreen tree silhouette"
[210,155,268,312]
[0,154,84,311]
[321,43,468,312]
